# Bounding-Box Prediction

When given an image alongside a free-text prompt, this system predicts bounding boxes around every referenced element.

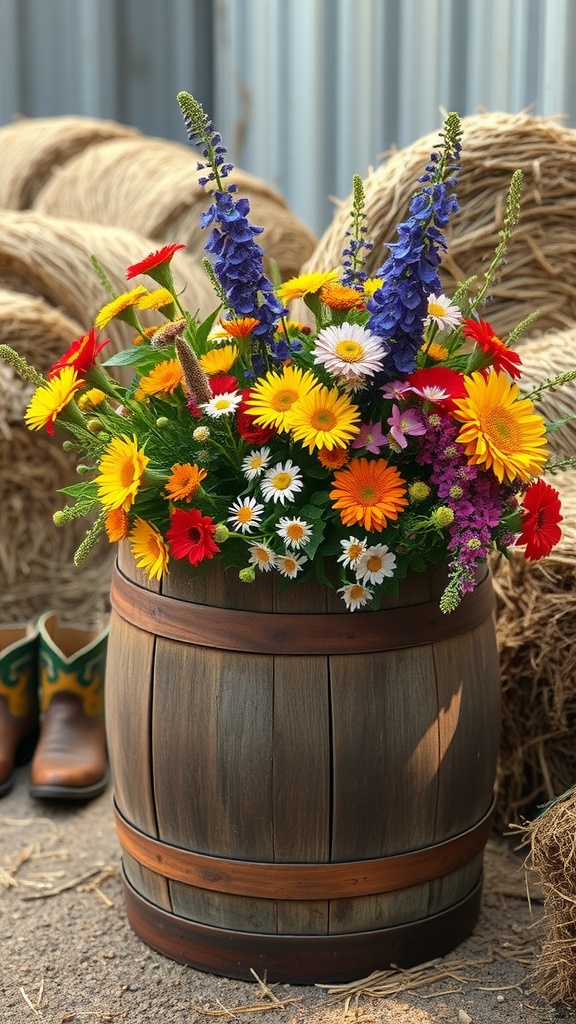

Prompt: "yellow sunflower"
[24,366,84,435]
[95,286,147,329]
[129,518,169,581]
[165,463,207,501]
[452,370,548,483]
[245,365,318,431]
[276,269,339,305]
[329,457,408,531]
[285,384,361,452]
[135,359,184,399]
[198,344,239,376]
[96,435,149,511]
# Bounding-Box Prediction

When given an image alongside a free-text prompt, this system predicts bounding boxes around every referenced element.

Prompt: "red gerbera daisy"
[518,479,563,560]
[125,243,186,281]
[166,508,220,566]
[462,318,522,379]
[407,366,467,411]
[48,328,110,378]
[236,390,275,444]
[210,374,239,396]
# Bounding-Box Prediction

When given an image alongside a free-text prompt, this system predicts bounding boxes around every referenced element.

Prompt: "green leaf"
[102,347,161,370]
[58,481,99,502]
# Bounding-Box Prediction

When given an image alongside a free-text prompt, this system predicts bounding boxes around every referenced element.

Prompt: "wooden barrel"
[105,543,501,984]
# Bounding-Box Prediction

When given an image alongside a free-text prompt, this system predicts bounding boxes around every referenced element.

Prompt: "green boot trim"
[0,624,39,719]
[38,612,109,718]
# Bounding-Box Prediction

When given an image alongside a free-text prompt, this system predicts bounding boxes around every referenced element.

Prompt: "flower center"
[366,555,382,572]
[334,339,365,362]
[287,524,304,540]
[120,459,137,488]
[214,398,231,410]
[349,585,364,600]
[237,507,254,524]
[359,485,377,503]
[256,547,271,563]
[272,471,292,490]
[485,407,521,454]
[348,543,363,560]
[428,301,445,317]
[310,408,338,430]
[272,387,299,411]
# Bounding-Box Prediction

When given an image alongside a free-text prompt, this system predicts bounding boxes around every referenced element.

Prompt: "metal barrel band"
[114,796,495,901]
[110,562,495,656]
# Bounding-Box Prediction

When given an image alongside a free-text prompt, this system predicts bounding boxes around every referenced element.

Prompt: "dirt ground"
[0,768,573,1024]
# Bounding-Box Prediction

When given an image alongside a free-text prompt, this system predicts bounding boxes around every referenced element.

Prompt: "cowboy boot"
[30,612,109,800]
[0,623,39,797]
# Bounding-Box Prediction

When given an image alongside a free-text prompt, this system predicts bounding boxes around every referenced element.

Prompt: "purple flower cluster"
[341,231,373,290]
[416,412,502,594]
[366,127,461,378]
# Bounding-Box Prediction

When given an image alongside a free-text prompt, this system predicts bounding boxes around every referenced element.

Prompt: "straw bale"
[0,425,114,624]
[303,110,576,338]
[522,787,576,1008]
[0,114,139,210]
[490,470,576,830]
[0,209,217,353]
[34,135,317,280]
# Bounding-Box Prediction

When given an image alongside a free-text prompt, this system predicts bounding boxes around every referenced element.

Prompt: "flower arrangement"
[3,93,575,613]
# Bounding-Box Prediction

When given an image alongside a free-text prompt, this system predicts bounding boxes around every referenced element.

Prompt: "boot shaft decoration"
[0,624,39,719]
[38,613,109,717]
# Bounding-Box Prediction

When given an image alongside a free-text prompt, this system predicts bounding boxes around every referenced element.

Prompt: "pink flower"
[387,405,426,449]
[351,421,387,454]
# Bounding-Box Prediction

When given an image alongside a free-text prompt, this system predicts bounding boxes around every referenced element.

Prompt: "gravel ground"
[0,766,572,1024]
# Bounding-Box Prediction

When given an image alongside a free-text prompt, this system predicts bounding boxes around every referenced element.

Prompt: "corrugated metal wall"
[1,0,575,236]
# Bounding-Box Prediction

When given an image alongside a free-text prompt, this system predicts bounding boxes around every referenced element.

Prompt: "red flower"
[125,243,186,281]
[518,479,563,560]
[210,374,239,395]
[406,366,467,411]
[166,508,220,566]
[462,318,522,379]
[48,328,110,378]
[236,390,276,443]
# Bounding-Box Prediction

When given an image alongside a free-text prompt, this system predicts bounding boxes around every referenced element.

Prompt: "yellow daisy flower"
[77,387,106,411]
[135,359,184,400]
[95,286,147,329]
[198,344,239,376]
[165,463,207,501]
[452,370,549,483]
[285,384,361,452]
[422,341,450,362]
[24,366,84,435]
[96,435,149,511]
[277,269,339,305]
[129,517,170,581]
[245,365,318,431]
[136,287,174,311]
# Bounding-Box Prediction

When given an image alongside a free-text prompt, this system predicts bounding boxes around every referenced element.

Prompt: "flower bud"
[193,425,210,442]
[432,506,454,528]
[409,481,431,503]
[156,417,171,429]
[213,523,230,543]
[86,418,105,433]
[238,566,256,583]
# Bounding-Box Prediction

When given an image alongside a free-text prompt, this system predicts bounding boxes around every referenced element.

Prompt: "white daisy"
[260,459,303,505]
[337,536,366,569]
[355,544,397,585]
[200,391,242,417]
[227,496,265,534]
[276,517,313,549]
[425,293,462,331]
[276,552,307,578]
[241,446,271,480]
[312,322,388,382]
[247,541,276,572]
[337,582,373,611]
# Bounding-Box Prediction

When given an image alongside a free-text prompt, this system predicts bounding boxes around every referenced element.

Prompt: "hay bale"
[0,114,140,210]
[517,327,576,460]
[522,787,576,1008]
[0,425,114,624]
[34,135,317,280]
[303,111,576,338]
[0,209,217,352]
[491,470,576,830]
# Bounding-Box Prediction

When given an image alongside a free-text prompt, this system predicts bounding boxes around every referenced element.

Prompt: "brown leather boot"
[30,612,109,800]
[0,624,39,797]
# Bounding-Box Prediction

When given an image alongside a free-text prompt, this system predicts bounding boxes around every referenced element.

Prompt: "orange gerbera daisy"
[329,457,408,532]
[317,445,349,469]
[220,317,260,337]
[135,359,184,399]
[105,508,130,542]
[165,463,207,501]
[319,283,365,311]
